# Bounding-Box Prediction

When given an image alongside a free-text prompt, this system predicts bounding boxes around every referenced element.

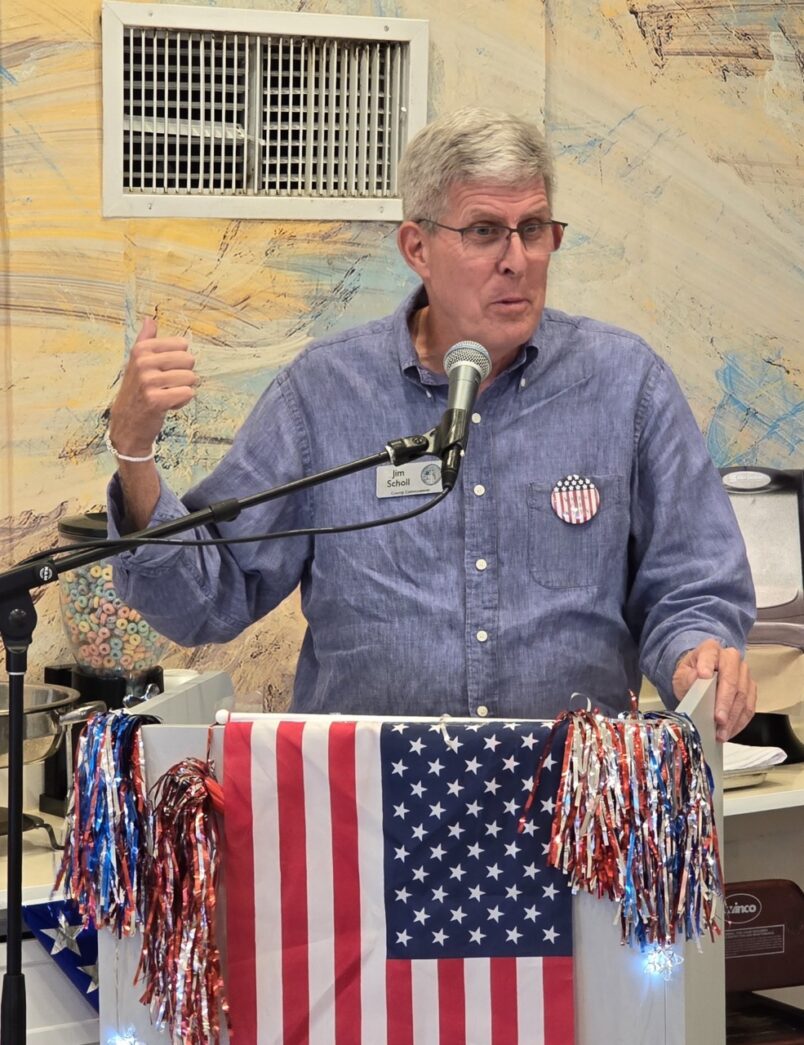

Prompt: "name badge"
[376,461,444,498]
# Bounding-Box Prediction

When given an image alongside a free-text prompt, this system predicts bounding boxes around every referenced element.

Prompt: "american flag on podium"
[223,716,573,1045]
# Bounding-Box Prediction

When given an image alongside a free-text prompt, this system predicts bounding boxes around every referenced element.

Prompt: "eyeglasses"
[417,218,567,255]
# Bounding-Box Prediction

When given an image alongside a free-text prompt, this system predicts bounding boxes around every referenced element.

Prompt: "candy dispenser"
[40,511,172,815]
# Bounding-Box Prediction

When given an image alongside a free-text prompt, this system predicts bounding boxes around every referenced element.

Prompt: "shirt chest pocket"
[527,474,628,589]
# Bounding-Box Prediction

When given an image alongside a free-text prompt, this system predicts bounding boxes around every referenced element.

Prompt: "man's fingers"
[692,638,721,678]
[133,336,192,356]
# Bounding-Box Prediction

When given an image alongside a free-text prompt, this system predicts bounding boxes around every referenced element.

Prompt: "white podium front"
[98,678,723,1045]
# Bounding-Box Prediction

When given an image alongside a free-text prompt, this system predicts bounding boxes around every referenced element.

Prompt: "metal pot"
[0,681,105,768]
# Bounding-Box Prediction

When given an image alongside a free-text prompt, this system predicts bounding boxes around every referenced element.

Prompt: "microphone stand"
[0,429,440,1044]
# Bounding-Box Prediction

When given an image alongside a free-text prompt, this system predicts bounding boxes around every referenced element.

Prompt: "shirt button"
[473,484,486,497]
[476,629,488,642]
[475,558,488,571]
[476,705,489,718]
[471,412,481,424]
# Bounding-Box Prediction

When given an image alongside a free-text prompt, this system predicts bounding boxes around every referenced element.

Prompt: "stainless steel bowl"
[0,682,104,767]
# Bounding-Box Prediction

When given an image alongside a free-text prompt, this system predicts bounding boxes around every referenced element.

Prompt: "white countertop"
[723,761,804,816]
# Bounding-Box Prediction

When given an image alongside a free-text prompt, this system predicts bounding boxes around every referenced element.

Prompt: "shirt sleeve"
[625,357,756,706]
[106,369,313,646]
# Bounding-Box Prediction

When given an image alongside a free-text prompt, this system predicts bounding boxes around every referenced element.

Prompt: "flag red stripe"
[276,721,310,1044]
[223,722,258,1045]
[328,722,362,1043]
[543,955,574,1045]
[490,957,518,1045]
[437,958,466,1044]
[386,960,414,1045]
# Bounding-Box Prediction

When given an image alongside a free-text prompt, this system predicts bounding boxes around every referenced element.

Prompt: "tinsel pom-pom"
[136,757,229,1045]
[521,709,723,950]
[55,711,159,935]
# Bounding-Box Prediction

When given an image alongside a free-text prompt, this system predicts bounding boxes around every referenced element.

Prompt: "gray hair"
[398,108,555,221]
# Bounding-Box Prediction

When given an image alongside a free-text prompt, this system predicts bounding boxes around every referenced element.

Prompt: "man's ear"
[397,220,431,280]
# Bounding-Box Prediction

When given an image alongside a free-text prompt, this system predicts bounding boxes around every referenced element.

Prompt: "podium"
[97,677,723,1045]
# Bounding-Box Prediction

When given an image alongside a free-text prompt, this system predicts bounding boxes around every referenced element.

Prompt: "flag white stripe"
[251,722,284,1045]
[304,724,337,1045]
[411,958,439,1042]
[517,956,545,1043]
[356,722,389,1045]
[464,958,492,1045]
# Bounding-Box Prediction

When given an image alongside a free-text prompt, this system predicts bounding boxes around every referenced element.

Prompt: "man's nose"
[497,229,528,271]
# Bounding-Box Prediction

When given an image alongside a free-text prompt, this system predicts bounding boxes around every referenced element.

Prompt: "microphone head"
[444,341,492,381]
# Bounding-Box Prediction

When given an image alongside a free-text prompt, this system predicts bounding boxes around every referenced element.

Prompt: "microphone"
[437,341,492,490]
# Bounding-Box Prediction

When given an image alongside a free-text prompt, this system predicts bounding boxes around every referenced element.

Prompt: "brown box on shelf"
[725,879,804,993]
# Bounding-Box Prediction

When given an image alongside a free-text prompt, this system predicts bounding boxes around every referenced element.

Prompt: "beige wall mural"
[1,0,801,711]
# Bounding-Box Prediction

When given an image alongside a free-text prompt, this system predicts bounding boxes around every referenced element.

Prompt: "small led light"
[644,943,684,981]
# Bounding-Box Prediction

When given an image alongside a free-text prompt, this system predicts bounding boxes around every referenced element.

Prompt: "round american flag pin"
[550,474,600,525]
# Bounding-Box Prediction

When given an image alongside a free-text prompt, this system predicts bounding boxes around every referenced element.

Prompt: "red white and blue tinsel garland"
[55,711,229,1045]
[520,707,724,951]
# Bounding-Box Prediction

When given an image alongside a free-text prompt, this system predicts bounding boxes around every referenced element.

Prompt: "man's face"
[400,178,554,365]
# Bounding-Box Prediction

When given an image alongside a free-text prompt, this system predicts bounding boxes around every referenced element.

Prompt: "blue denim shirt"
[108,288,755,718]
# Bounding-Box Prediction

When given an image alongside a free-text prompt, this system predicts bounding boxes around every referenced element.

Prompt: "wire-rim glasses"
[416,218,568,256]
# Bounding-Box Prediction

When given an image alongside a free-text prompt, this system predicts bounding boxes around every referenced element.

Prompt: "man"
[107,108,756,739]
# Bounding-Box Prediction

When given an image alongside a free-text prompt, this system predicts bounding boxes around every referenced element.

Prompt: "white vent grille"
[103,4,428,219]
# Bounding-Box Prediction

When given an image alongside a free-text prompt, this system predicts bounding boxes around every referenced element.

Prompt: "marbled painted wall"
[0,0,801,710]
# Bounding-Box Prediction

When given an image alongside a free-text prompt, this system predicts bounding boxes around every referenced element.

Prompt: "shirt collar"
[394,285,542,387]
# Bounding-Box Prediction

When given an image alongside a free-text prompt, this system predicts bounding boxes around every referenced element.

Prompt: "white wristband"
[104,429,155,463]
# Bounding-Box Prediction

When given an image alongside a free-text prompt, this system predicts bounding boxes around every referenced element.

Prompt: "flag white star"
[412,866,428,882]
[506,927,523,943]
[447,779,464,797]
[504,841,520,858]
[485,821,502,838]
[429,802,446,819]
[392,723,408,733]
[542,753,556,771]
[484,778,501,795]
[543,926,559,944]
[409,737,425,754]
[542,883,559,901]
[78,964,99,993]
[410,780,426,798]
[428,758,445,776]
[449,864,466,881]
[469,884,485,902]
[520,732,538,749]
[521,776,535,792]
[394,845,408,861]
[450,907,467,924]
[466,800,482,817]
[396,929,412,946]
[395,887,411,903]
[467,842,483,859]
[521,820,537,837]
[503,721,521,730]
[541,842,551,855]
[483,734,501,751]
[411,823,426,841]
[486,863,502,881]
[432,886,447,902]
[540,796,555,815]
[523,862,540,879]
[524,905,540,922]
[393,802,408,819]
[44,915,83,957]
[469,928,486,944]
[465,757,482,774]
[413,908,430,925]
[430,844,446,861]
[486,906,503,923]
[433,929,448,945]
[506,884,522,901]
[502,755,519,772]
[445,734,463,752]
[391,759,407,776]
[447,823,464,839]
[504,798,518,815]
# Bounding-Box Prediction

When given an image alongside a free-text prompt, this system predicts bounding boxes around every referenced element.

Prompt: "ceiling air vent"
[102,3,428,220]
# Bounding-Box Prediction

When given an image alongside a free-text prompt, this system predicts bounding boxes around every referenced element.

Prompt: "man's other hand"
[672,639,757,742]
[108,316,198,456]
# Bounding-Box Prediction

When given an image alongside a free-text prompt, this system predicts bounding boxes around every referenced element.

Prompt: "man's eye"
[521,223,548,237]
[468,225,502,238]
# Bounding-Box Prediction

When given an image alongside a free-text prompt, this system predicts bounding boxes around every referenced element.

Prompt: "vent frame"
[102,2,429,219]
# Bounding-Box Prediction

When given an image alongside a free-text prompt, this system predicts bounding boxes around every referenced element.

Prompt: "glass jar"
[57,512,171,688]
